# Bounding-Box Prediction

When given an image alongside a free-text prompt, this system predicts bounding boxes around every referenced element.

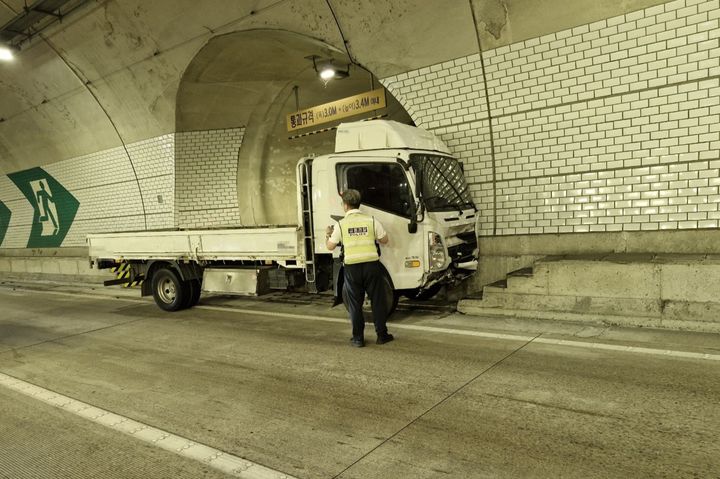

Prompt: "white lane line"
[197,305,720,362]
[0,372,297,479]
[533,337,720,361]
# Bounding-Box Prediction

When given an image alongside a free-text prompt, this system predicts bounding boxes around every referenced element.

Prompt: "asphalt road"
[0,284,718,478]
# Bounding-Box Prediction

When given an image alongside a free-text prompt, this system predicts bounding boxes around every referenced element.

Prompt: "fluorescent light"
[0,47,13,61]
[319,67,336,80]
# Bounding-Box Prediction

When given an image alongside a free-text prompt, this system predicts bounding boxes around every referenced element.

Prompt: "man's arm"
[375,218,389,245]
[326,223,340,250]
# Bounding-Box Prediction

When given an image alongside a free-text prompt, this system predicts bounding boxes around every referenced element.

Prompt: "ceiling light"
[319,67,336,80]
[307,55,350,83]
[0,46,14,61]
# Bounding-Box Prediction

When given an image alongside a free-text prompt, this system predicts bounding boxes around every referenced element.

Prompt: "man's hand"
[326,224,337,251]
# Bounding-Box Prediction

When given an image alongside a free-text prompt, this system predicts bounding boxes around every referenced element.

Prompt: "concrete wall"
[476,228,720,287]
[0,247,110,283]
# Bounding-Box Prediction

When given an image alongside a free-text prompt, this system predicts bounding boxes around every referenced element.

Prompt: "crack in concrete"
[331,331,542,478]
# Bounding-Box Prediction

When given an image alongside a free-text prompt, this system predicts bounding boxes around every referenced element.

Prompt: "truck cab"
[88,120,477,313]
[301,120,478,306]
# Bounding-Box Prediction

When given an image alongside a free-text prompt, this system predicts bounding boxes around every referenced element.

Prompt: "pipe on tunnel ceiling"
[0,0,91,47]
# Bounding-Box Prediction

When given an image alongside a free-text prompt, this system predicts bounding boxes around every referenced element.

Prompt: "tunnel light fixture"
[308,55,350,83]
[319,67,336,81]
[0,46,14,61]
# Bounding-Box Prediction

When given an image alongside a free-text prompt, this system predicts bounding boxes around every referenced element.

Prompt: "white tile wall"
[0,134,175,248]
[0,175,32,248]
[381,0,720,236]
[175,127,245,229]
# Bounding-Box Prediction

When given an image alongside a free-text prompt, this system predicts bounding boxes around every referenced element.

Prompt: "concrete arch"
[175,28,411,227]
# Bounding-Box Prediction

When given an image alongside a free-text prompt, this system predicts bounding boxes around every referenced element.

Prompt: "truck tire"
[341,272,399,318]
[380,274,400,318]
[184,279,201,308]
[152,267,187,312]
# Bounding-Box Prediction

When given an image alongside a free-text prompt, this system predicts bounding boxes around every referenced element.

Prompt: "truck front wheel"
[152,267,187,312]
[341,272,399,318]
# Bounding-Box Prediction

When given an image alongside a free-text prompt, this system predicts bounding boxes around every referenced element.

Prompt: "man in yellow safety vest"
[326,189,394,348]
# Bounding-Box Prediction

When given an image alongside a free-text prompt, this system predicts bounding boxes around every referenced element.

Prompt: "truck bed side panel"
[88,227,302,262]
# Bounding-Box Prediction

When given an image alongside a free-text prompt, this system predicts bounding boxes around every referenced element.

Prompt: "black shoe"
[376,333,394,345]
[350,337,365,348]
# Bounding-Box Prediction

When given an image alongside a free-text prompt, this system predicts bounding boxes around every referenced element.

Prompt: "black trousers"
[344,261,388,339]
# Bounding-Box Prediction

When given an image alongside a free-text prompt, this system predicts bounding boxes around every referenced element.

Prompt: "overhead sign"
[286,88,386,132]
[7,167,79,248]
[0,200,10,247]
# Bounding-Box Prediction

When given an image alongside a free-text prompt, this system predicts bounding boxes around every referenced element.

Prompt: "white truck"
[87,120,479,313]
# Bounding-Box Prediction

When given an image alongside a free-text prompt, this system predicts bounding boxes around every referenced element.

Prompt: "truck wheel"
[380,274,400,318]
[403,283,442,301]
[152,267,187,312]
[185,279,201,308]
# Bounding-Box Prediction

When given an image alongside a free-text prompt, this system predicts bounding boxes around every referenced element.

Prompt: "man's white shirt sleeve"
[329,221,342,244]
[374,218,387,240]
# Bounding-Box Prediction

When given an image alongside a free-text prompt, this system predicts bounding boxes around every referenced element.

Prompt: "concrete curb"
[457,301,720,334]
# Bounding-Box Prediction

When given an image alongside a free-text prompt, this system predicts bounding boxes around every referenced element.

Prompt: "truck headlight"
[428,232,446,271]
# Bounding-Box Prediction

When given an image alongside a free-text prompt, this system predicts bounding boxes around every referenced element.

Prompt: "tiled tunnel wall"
[0,127,246,248]
[1,0,718,248]
[175,127,245,230]
[0,135,175,248]
[381,0,720,236]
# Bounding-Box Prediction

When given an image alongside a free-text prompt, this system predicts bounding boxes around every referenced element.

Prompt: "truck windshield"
[409,154,474,212]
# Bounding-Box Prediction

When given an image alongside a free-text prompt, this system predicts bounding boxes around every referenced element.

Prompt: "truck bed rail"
[88,227,302,264]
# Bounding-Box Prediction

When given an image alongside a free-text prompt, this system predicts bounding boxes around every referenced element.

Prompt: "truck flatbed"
[88,226,303,264]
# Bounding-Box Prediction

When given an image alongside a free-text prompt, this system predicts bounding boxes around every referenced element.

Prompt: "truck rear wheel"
[184,279,201,308]
[152,267,187,312]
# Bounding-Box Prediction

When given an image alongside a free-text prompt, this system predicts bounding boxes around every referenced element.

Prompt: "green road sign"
[0,200,10,247]
[8,168,79,248]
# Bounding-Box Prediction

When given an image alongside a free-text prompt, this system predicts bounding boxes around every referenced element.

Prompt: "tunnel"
[0,1,719,478]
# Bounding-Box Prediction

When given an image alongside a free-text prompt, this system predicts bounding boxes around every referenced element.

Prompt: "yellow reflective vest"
[339,212,379,264]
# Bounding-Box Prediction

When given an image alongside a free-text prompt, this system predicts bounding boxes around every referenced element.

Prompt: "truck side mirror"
[407,202,418,234]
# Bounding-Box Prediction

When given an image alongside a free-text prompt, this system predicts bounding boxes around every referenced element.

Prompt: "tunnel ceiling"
[176,29,353,131]
[0,0,670,174]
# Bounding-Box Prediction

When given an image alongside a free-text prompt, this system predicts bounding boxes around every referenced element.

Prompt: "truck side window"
[337,163,413,218]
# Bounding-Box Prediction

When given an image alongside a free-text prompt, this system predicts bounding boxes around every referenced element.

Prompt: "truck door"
[332,160,424,290]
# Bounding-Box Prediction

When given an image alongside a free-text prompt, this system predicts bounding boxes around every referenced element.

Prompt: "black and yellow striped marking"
[124,277,144,288]
[110,262,130,275]
[109,262,143,288]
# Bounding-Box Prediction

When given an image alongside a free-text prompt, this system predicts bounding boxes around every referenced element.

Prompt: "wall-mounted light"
[0,45,16,61]
[308,55,350,83]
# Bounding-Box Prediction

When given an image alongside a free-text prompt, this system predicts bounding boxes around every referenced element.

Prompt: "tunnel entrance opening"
[175,29,413,229]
